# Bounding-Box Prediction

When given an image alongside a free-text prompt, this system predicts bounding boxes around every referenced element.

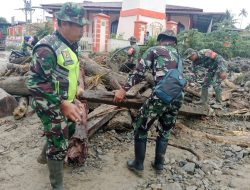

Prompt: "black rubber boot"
[127,138,147,176]
[37,142,47,164]
[151,136,168,174]
[47,159,64,190]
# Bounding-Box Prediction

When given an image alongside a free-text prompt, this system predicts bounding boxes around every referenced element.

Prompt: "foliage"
[239,8,248,29]
[177,28,250,59]
[0,17,8,23]
[245,24,250,30]
[139,36,157,56]
[32,22,53,39]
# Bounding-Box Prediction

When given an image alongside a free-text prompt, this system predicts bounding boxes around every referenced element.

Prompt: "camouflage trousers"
[33,101,75,161]
[133,94,184,141]
[203,61,227,90]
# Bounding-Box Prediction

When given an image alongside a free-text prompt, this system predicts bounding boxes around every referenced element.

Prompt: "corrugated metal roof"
[166,4,203,12]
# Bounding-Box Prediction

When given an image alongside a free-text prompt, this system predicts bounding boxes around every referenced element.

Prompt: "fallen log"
[106,110,132,131]
[0,76,29,95]
[0,88,18,118]
[13,97,29,120]
[87,105,119,137]
[176,122,250,147]
[79,90,210,116]
[80,55,127,90]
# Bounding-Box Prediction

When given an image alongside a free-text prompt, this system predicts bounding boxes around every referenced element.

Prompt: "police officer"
[119,36,140,73]
[185,48,227,107]
[114,30,184,174]
[26,3,88,189]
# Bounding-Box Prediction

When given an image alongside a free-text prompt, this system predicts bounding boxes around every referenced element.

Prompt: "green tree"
[0,17,8,23]
[239,8,248,29]
[213,10,237,30]
[245,24,250,30]
[32,22,53,39]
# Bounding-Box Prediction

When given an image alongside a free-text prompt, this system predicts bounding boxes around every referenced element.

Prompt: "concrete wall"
[108,39,130,52]
[116,16,137,40]
[170,15,191,30]
[139,16,165,37]
[139,0,166,13]
[122,0,166,13]
[121,0,140,11]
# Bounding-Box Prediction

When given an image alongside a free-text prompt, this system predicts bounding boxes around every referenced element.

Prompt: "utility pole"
[16,0,35,23]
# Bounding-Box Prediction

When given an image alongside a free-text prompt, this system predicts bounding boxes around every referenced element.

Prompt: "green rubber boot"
[211,87,223,109]
[37,142,47,164]
[194,87,208,105]
[47,159,64,190]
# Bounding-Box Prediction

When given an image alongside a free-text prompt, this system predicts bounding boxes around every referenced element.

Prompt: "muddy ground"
[0,113,250,190]
[0,52,250,190]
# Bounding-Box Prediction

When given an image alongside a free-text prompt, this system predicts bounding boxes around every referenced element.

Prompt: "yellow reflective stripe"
[56,47,79,102]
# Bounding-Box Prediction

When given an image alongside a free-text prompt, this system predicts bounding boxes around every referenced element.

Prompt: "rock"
[163,182,182,190]
[182,163,195,175]
[244,81,250,89]
[236,150,244,159]
[106,110,132,131]
[151,184,162,190]
[230,145,242,152]
[186,186,198,190]
[195,168,205,176]
[165,157,170,164]
[170,158,176,164]
[212,170,222,176]
[0,88,18,118]
[225,151,235,158]
[179,160,188,167]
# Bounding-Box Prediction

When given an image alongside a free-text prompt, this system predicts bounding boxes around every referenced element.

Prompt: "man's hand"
[77,87,84,99]
[113,88,126,103]
[60,100,82,122]
[219,72,227,80]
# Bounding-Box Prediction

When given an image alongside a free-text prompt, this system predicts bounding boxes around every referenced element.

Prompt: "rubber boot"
[194,87,208,105]
[37,142,47,164]
[47,159,64,190]
[211,87,223,109]
[127,138,147,176]
[151,136,168,174]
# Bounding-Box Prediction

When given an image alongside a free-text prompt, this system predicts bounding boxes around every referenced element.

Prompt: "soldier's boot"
[127,138,147,176]
[194,87,208,105]
[47,159,64,190]
[151,136,168,174]
[211,88,223,109]
[37,142,47,164]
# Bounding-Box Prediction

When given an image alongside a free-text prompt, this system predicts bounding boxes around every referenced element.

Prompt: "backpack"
[153,49,187,104]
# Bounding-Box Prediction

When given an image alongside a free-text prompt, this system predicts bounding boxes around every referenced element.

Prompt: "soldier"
[26,3,88,190]
[20,35,33,55]
[114,30,184,174]
[119,36,140,73]
[185,48,227,108]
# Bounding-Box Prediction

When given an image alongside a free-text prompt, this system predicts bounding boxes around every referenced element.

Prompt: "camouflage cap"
[157,30,177,43]
[184,48,197,59]
[55,2,89,26]
[129,36,137,43]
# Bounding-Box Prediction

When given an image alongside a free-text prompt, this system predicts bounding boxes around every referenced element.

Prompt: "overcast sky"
[1,0,249,28]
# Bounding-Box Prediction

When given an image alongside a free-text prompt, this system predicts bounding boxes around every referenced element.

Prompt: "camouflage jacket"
[26,30,80,112]
[21,41,32,55]
[191,49,225,74]
[123,45,179,91]
[128,44,140,65]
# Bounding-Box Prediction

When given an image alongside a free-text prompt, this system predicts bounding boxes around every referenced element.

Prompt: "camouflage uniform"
[192,49,227,89]
[21,41,32,55]
[26,3,88,161]
[120,37,140,73]
[123,45,183,141]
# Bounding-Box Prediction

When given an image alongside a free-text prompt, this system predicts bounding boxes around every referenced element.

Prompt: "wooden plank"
[87,105,118,137]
